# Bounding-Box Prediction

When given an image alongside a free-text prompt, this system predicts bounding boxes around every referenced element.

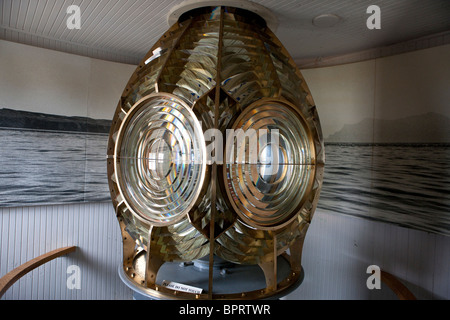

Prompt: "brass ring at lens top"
[223,98,316,229]
[114,93,207,227]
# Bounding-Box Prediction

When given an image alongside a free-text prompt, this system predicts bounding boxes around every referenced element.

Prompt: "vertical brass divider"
[119,216,137,276]
[208,172,216,298]
[288,233,305,274]
[208,6,225,299]
[258,234,278,293]
[145,226,164,288]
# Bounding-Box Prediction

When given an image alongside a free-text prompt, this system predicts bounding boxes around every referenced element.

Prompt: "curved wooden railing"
[0,246,76,298]
[0,246,416,300]
[381,270,416,300]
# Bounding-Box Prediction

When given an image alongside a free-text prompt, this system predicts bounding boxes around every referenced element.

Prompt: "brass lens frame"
[107,4,325,300]
[114,93,207,227]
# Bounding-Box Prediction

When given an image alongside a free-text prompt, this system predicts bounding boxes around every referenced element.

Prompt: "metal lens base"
[118,253,304,300]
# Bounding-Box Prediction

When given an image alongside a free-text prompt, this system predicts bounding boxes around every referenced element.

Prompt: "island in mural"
[0,108,111,133]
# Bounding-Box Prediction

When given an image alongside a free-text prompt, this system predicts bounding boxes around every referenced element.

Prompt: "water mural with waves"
[0,108,111,206]
[2,106,449,237]
[1,56,450,238]
[321,112,450,236]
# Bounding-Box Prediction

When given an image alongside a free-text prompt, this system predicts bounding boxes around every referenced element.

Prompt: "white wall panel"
[284,209,450,300]
[1,203,449,300]
[0,202,132,300]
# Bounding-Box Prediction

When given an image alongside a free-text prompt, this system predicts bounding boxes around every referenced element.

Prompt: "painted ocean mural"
[319,143,450,236]
[0,108,449,236]
[0,108,111,206]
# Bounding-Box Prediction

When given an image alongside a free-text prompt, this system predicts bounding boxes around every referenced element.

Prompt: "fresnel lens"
[107,4,324,300]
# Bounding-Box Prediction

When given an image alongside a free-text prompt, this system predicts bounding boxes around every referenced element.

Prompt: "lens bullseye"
[115,94,206,226]
[224,100,315,228]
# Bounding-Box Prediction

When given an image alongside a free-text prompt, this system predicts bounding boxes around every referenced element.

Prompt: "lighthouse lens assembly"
[107,3,325,300]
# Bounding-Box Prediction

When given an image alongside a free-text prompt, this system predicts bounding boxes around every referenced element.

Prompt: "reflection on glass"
[224,101,315,227]
[116,95,205,225]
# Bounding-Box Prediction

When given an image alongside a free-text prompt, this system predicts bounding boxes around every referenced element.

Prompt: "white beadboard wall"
[0,202,132,300]
[285,209,450,300]
[1,202,449,300]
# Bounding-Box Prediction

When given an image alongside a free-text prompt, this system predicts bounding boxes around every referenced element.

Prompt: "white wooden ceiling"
[1,0,450,67]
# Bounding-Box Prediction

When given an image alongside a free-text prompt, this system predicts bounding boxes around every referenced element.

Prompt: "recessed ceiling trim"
[296,30,450,69]
[167,0,279,31]
[1,0,449,68]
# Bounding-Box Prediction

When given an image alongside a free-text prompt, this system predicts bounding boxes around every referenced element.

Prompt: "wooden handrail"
[0,246,76,298]
[0,246,417,300]
[381,270,417,300]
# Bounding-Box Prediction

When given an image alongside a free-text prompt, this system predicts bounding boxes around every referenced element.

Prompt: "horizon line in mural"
[0,107,449,237]
[1,107,450,144]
